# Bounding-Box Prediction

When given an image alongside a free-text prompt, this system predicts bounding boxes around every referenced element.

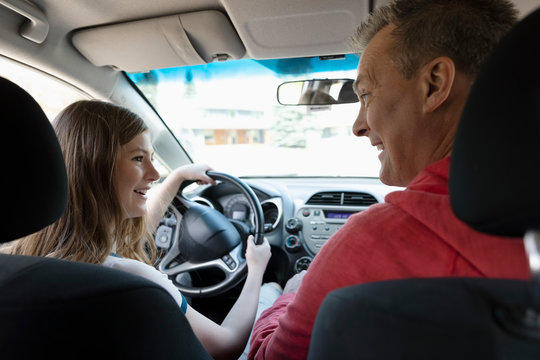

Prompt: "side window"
[0,56,89,120]
[0,56,171,178]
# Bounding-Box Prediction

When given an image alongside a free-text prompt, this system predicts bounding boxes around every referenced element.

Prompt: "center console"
[285,206,360,272]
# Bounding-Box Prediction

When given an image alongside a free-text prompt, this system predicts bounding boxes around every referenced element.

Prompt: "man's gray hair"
[350,0,518,78]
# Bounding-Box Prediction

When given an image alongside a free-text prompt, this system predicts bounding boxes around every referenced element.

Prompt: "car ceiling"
[0,1,374,106]
[1,0,537,94]
[0,0,537,169]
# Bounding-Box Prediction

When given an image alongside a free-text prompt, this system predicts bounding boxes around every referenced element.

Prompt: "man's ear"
[420,56,455,113]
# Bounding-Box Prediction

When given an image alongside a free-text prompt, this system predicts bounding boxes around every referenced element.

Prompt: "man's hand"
[283,270,306,294]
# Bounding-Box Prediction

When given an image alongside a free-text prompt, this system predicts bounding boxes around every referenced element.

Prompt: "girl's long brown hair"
[10,100,156,265]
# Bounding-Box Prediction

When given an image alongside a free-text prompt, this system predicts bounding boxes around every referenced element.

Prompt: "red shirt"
[248,157,529,360]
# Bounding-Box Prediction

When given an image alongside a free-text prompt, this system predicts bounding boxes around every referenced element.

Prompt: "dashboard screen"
[232,210,247,221]
[324,211,356,220]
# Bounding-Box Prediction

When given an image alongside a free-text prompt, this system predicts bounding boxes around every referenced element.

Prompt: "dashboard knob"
[285,217,303,233]
[294,256,312,272]
[285,235,301,252]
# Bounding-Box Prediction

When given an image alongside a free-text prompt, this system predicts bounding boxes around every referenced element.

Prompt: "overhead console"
[72,10,246,72]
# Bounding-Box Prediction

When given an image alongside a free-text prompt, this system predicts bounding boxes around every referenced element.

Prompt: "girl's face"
[114,131,159,219]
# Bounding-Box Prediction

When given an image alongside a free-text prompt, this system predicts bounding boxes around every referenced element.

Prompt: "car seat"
[0,77,212,359]
[308,7,540,360]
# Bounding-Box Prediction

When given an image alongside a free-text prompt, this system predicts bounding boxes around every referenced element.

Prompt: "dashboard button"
[221,255,236,270]
[155,225,172,248]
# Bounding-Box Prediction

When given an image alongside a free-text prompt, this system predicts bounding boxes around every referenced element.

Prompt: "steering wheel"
[158,171,264,297]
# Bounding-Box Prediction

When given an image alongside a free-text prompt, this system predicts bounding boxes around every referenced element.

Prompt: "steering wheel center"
[178,203,241,262]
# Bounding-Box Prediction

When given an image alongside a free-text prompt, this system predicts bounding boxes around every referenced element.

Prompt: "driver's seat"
[0,77,212,359]
[308,7,540,360]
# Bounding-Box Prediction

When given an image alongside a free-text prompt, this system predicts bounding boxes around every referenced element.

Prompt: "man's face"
[352,25,434,187]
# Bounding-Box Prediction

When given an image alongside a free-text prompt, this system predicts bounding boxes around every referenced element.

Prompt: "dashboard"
[156,176,400,283]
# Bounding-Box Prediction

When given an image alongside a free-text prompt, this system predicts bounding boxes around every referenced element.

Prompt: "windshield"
[128,55,380,177]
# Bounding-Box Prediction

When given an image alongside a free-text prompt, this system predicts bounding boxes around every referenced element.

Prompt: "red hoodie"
[248,157,529,360]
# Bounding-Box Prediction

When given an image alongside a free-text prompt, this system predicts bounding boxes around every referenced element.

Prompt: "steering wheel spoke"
[160,243,247,297]
[161,243,244,275]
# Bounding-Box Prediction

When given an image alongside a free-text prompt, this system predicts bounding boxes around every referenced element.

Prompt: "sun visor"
[72,10,246,72]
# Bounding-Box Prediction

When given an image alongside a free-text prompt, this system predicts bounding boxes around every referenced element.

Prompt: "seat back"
[2,76,67,240]
[449,9,540,239]
[0,77,211,359]
[308,8,540,360]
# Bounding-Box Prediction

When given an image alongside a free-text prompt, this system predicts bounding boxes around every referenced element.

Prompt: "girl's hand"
[175,163,217,185]
[245,235,271,275]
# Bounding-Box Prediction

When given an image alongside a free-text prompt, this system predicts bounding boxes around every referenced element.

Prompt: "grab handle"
[0,0,49,43]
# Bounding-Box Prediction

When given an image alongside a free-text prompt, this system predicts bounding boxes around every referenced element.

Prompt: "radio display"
[324,211,356,220]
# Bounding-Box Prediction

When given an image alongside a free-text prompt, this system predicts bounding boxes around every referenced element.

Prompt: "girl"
[10,100,271,360]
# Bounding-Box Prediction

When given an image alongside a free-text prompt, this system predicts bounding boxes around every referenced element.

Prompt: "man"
[248,0,528,359]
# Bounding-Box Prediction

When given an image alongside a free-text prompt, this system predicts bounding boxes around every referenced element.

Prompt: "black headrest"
[1,77,67,242]
[450,8,540,238]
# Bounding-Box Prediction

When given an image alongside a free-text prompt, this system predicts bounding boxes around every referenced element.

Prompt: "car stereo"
[285,207,358,255]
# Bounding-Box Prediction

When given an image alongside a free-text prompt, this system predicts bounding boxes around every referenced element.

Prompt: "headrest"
[450,9,540,237]
[1,77,67,242]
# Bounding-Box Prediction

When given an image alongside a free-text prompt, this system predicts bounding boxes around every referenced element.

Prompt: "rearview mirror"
[277,79,358,106]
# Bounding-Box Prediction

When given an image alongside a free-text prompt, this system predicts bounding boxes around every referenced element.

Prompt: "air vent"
[306,192,342,205]
[343,192,377,206]
[306,192,377,206]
